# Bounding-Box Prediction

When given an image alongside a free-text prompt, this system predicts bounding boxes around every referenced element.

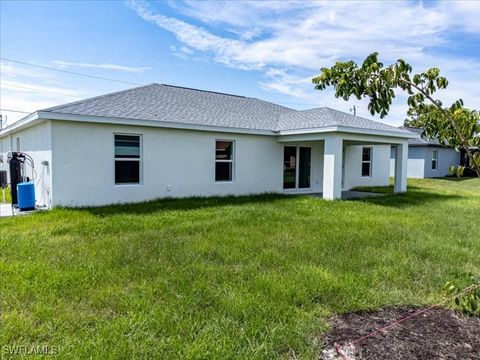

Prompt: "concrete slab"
[0,203,14,218]
[0,203,48,218]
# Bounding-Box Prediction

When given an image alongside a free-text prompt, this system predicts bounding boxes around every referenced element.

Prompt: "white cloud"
[52,60,151,73]
[1,61,55,80]
[179,46,193,54]
[0,87,81,124]
[444,1,480,33]
[260,68,313,99]
[149,0,449,68]
[1,80,83,98]
[128,0,480,125]
[127,0,259,70]
[0,62,90,124]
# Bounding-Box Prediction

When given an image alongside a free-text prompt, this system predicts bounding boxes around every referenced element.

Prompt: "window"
[114,134,141,184]
[283,146,311,189]
[16,137,20,152]
[215,140,234,182]
[432,149,438,170]
[361,147,372,177]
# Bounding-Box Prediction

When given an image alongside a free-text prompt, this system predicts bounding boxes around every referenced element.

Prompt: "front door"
[283,146,311,190]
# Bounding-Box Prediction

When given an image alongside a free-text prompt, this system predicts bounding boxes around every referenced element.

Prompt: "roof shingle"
[43,83,410,134]
[400,126,447,147]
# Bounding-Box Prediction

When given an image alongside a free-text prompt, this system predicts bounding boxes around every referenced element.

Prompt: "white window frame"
[283,145,312,191]
[215,139,235,183]
[113,133,142,186]
[432,149,438,170]
[361,147,373,178]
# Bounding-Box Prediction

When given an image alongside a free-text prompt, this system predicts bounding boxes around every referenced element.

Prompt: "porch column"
[394,142,408,193]
[323,135,343,200]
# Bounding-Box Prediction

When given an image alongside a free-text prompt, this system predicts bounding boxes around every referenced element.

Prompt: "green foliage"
[1,179,480,358]
[312,52,480,177]
[448,165,465,178]
[472,151,480,170]
[444,276,480,316]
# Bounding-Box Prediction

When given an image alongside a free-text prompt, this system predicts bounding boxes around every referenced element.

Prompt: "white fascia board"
[337,126,418,139]
[0,112,43,137]
[36,111,277,136]
[339,133,410,145]
[278,125,418,139]
[277,126,338,136]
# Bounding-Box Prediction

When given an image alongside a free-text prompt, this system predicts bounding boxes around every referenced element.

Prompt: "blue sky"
[1,0,479,125]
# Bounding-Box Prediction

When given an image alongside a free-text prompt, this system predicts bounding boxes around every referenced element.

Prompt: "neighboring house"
[389,127,460,178]
[0,84,414,208]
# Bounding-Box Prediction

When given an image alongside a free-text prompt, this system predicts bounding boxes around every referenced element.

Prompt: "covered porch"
[277,130,410,200]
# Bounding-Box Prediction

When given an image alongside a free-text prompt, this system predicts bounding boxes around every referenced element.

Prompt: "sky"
[1,0,479,126]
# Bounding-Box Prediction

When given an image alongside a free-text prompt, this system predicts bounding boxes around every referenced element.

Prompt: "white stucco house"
[0,84,415,208]
[389,127,460,178]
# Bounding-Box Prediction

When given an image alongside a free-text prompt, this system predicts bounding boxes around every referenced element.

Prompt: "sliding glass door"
[283,146,297,189]
[283,146,311,189]
[298,147,311,188]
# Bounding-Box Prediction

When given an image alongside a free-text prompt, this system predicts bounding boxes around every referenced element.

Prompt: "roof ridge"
[160,84,295,131]
[160,83,246,98]
[41,83,156,112]
[297,106,327,112]
[323,107,406,131]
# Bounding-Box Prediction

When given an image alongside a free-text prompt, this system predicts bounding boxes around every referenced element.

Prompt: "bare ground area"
[321,307,480,360]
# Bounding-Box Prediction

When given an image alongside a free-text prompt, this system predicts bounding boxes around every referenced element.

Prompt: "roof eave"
[0,112,41,137]
[277,125,418,139]
[1,111,419,140]
[409,142,451,148]
[36,111,278,136]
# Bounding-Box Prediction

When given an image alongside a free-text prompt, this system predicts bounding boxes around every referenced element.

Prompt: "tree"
[312,52,480,177]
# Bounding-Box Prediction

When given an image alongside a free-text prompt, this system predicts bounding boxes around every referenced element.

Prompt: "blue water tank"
[17,182,35,210]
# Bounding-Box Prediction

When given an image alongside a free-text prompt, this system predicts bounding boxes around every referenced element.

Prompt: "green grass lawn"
[1,178,479,359]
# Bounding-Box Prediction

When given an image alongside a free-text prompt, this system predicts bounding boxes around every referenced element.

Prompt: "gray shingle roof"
[277,107,409,133]
[42,83,410,135]
[400,127,446,147]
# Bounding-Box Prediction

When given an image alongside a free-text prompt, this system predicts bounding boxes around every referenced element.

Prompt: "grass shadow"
[349,188,461,208]
[81,193,291,216]
[430,176,478,182]
[353,185,428,194]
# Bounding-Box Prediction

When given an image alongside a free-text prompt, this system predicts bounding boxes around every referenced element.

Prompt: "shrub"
[448,165,465,177]
[444,276,480,316]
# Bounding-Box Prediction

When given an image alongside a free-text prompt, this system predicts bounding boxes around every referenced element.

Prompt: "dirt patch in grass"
[321,306,480,360]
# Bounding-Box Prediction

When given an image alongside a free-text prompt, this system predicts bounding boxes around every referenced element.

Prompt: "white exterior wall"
[391,147,427,179]
[0,121,53,207]
[51,121,308,207]
[50,122,398,206]
[343,144,391,189]
[1,119,399,208]
[390,146,460,178]
[407,147,426,178]
[51,121,332,207]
